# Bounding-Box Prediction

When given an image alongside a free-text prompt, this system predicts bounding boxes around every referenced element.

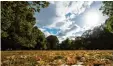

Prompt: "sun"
[84,11,100,27]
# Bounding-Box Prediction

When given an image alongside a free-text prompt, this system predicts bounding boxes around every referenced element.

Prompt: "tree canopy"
[100,1,113,33]
[1,1,49,50]
[46,35,59,50]
[1,1,113,50]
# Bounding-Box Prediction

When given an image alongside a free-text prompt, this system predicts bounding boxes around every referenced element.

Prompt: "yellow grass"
[1,50,113,66]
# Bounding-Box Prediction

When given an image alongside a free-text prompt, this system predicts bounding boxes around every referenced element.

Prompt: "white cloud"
[49,1,55,4]
[48,1,93,27]
[55,2,70,17]
[52,1,93,41]
[35,1,107,42]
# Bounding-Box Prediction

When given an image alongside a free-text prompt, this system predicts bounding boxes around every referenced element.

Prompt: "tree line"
[1,1,113,50]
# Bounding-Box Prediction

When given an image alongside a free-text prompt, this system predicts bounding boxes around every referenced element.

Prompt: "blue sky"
[34,1,108,42]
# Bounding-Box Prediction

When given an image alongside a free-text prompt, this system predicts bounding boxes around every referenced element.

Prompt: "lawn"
[1,50,113,66]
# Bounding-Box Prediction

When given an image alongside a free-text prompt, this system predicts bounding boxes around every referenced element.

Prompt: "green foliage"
[34,27,47,49]
[1,31,9,38]
[31,1,50,12]
[100,1,113,16]
[105,16,113,33]
[101,1,113,33]
[1,1,49,50]
[60,38,72,50]
[1,1,113,50]
[81,24,113,49]
[73,37,85,50]
[46,35,59,50]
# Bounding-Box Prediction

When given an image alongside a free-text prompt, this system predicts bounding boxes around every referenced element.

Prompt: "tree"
[81,24,113,50]
[100,1,113,16]
[1,1,49,50]
[73,37,85,50]
[34,27,47,50]
[60,38,72,50]
[46,35,59,50]
[105,16,113,33]
[100,1,113,33]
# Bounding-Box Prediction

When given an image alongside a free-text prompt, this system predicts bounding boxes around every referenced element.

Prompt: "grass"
[1,50,113,66]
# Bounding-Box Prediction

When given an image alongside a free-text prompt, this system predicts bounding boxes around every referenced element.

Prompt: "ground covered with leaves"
[1,50,113,66]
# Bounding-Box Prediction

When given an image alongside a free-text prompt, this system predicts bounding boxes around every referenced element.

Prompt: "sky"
[34,1,108,42]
